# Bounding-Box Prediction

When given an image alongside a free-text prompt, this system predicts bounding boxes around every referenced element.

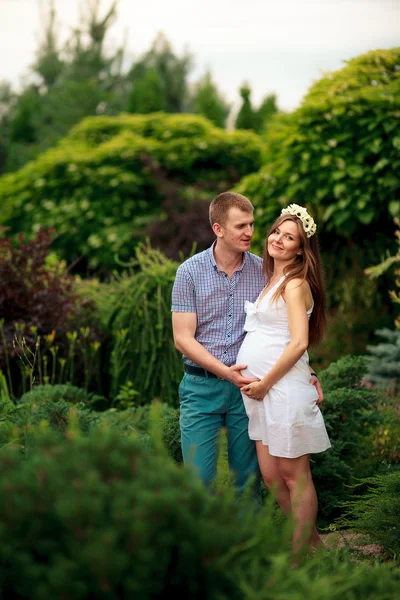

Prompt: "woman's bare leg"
[277,454,324,557]
[256,442,323,551]
[256,441,291,512]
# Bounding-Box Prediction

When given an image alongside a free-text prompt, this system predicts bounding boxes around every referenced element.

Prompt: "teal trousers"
[179,371,261,498]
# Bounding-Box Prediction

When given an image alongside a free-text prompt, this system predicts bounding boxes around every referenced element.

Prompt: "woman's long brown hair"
[262,214,327,347]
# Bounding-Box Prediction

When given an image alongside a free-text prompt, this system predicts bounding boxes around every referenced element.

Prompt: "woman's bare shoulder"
[285,277,310,293]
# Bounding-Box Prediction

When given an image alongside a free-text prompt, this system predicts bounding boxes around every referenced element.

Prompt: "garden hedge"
[0,113,264,270]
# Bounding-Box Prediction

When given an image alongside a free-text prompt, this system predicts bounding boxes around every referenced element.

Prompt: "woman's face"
[267,219,302,262]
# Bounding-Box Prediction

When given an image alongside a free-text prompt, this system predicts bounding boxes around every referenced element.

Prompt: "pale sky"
[1,0,399,111]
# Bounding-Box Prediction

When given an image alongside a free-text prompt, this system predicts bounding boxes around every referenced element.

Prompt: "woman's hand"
[241,380,269,400]
[310,373,324,408]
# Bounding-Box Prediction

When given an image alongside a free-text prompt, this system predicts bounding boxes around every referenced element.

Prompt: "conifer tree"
[235,82,256,130]
[127,32,192,114]
[191,70,230,127]
[127,68,167,114]
[256,93,279,132]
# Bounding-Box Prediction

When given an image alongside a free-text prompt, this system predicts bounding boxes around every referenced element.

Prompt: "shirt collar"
[207,241,248,273]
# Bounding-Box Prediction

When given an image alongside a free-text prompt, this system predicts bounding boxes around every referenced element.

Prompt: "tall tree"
[127,32,193,114]
[5,0,125,172]
[127,68,166,114]
[255,93,279,132]
[191,70,230,128]
[0,82,15,174]
[32,0,64,87]
[235,82,256,130]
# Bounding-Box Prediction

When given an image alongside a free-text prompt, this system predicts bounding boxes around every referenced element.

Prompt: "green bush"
[0,424,399,598]
[311,355,386,524]
[99,403,182,463]
[2,381,181,462]
[77,244,182,406]
[0,113,264,271]
[336,470,400,560]
[0,398,99,452]
[18,384,91,405]
[236,48,400,243]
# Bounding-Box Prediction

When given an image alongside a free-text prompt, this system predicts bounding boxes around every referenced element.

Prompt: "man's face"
[215,208,254,253]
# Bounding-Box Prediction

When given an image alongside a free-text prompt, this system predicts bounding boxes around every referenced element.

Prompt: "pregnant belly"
[237,331,284,380]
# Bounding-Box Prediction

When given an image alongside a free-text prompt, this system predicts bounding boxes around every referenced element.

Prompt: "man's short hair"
[209,192,254,227]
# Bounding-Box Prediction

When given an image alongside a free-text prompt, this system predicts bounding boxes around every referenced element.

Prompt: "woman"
[237,203,331,559]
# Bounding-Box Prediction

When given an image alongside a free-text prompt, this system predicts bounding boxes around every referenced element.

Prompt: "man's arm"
[172,312,258,388]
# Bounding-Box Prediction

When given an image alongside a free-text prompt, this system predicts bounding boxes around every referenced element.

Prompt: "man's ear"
[213,223,223,237]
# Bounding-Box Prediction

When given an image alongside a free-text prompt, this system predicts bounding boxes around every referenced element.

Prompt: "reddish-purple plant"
[0,229,90,395]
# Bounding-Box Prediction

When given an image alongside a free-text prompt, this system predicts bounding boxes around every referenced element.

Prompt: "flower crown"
[281,204,317,238]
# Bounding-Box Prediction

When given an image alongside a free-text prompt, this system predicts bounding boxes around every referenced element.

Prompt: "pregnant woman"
[237,204,331,560]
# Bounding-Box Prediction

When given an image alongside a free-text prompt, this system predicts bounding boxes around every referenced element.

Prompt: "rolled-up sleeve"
[171,265,196,312]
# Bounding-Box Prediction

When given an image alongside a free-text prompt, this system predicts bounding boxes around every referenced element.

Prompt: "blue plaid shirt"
[171,242,266,366]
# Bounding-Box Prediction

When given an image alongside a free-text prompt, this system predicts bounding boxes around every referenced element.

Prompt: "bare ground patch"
[320,531,387,562]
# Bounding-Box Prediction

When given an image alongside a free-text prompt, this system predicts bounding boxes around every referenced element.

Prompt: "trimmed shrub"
[0,113,264,271]
[18,384,91,406]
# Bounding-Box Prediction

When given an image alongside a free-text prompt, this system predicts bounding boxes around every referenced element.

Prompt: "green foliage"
[5,0,124,173]
[336,470,400,559]
[191,71,231,127]
[127,67,167,113]
[0,113,264,271]
[127,32,192,113]
[311,355,386,523]
[235,82,257,130]
[365,218,400,387]
[80,244,182,405]
[18,384,92,406]
[366,328,400,389]
[0,82,15,175]
[0,424,266,598]
[368,390,400,466]
[318,355,370,392]
[236,48,400,238]
[0,423,399,598]
[256,93,279,132]
[235,86,279,133]
[32,0,64,87]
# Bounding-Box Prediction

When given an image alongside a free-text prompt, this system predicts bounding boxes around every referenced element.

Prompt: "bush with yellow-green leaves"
[0,113,264,271]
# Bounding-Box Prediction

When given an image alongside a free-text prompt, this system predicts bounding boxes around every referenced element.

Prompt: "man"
[171,192,322,495]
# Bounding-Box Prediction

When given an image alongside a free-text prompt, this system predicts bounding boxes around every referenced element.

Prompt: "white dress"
[236,275,331,459]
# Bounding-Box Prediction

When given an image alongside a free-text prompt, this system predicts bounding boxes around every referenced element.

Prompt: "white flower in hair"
[280,204,317,238]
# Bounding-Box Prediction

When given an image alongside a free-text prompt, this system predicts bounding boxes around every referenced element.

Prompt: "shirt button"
[223,351,227,354]
[228,314,232,317]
